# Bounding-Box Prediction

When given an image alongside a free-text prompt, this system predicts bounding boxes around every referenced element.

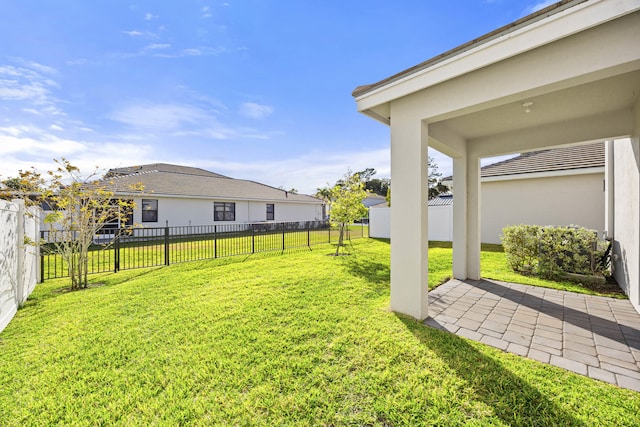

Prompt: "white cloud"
[122,30,159,39]
[49,124,64,131]
[145,43,171,50]
[145,13,158,21]
[108,103,210,131]
[146,46,226,58]
[198,147,391,195]
[0,127,154,181]
[0,129,86,157]
[108,98,276,142]
[0,64,58,105]
[66,58,88,66]
[183,48,202,56]
[522,0,557,15]
[202,6,212,18]
[239,102,273,119]
[123,30,144,37]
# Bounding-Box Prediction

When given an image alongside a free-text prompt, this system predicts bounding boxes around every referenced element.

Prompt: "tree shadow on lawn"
[398,315,587,426]
[23,267,164,309]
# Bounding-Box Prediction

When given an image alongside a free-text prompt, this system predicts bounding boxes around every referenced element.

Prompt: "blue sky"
[0,0,555,194]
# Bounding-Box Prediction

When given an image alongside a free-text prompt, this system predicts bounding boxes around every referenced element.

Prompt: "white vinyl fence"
[369,205,453,242]
[0,199,40,333]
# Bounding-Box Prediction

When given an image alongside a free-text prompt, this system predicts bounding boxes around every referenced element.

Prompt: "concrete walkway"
[425,279,640,392]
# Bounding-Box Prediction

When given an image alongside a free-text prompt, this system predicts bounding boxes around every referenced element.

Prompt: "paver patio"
[425,279,640,392]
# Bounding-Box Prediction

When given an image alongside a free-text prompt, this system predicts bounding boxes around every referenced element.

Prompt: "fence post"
[328,222,331,244]
[282,223,285,251]
[307,223,310,247]
[164,226,170,266]
[251,224,255,254]
[214,225,217,258]
[40,230,45,283]
[114,232,120,273]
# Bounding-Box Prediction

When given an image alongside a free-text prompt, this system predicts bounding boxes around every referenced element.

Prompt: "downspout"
[604,140,615,276]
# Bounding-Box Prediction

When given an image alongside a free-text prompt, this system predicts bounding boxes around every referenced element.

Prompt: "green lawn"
[1,239,638,425]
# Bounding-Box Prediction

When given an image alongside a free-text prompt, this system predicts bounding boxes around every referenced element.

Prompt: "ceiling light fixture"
[522,101,534,113]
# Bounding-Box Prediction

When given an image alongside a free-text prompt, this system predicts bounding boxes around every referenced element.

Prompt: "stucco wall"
[430,205,453,242]
[369,207,391,239]
[481,173,605,244]
[371,172,602,244]
[132,196,323,227]
[369,205,453,242]
[0,200,40,333]
[612,104,640,311]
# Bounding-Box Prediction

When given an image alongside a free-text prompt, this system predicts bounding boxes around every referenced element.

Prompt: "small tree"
[428,156,448,199]
[329,171,368,255]
[9,159,142,290]
[0,169,47,205]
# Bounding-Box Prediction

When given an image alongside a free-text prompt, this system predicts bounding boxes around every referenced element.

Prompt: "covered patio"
[353,0,640,320]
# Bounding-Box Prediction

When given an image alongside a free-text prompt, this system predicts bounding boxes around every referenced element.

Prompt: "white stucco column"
[452,152,481,280]
[467,154,481,280]
[452,156,468,279]
[390,111,429,320]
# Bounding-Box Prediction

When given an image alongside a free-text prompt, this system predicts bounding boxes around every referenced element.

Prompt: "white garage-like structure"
[353,0,640,319]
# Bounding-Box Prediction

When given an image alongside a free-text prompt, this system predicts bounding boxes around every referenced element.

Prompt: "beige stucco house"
[353,0,640,318]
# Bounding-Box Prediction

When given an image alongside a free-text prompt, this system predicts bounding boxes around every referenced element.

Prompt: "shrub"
[501,224,608,279]
[501,224,541,272]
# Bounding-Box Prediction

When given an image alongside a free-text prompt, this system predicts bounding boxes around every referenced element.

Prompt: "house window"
[142,199,158,222]
[214,202,235,221]
[96,199,133,233]
[266,204,275,221]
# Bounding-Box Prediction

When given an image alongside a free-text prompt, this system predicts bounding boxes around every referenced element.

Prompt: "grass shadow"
[398,314,587,426]
[343,254,390,286]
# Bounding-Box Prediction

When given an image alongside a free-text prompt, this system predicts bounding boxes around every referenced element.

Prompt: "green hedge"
[501,225,608,279]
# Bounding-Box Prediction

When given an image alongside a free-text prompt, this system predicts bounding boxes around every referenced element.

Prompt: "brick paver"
[426,279,640,392]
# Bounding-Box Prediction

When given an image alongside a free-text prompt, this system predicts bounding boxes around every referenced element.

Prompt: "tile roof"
[480,142,604,178]
[102,164,322,204]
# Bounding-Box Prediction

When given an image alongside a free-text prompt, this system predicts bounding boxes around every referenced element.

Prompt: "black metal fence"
[40,220,368,281]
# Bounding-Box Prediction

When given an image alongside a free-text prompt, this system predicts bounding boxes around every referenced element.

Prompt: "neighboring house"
[362,193,387,208]
[353,0,640,318]
[98,164,325,227]
[441,142,605,244]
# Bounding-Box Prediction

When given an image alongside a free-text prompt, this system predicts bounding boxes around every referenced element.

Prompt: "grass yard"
[1,239,638,425]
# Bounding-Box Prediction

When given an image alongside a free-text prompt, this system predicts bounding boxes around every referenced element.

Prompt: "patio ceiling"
[433,70,640,144]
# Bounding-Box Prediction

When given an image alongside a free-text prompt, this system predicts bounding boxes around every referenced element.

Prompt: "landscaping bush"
[501,224,541,272]
[501,224,608,279]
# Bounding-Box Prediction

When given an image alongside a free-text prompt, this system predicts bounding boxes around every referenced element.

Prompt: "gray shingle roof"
[106,163,229,179]
[480,142,604,178]
[103,164,321,204]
